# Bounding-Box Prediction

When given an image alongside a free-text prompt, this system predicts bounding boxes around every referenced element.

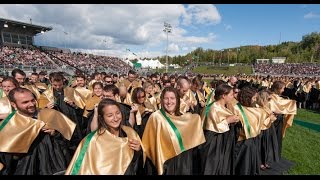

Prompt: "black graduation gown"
[234,136,261,175]
[260,123,280,167]
[199,122,241,175]
[143,148,195,175]
[53,90,82,155]
[0,132,71,175]
[273,114,284,159]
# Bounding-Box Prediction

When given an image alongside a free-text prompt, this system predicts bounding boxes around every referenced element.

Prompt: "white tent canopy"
[137,59,165,69]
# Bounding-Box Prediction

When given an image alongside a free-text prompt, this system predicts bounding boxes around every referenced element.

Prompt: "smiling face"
[2,80,17,96]
[102,104,122,130]
[11,90,37,117]
[163,91,177,115]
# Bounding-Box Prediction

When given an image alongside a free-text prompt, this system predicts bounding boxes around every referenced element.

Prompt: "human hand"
[128,139,141,151]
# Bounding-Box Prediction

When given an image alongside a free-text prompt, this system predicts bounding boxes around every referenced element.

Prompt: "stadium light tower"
[163,22,172,73]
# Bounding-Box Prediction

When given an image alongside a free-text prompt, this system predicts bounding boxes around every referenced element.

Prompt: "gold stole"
[88,80,97,91]
[123,79,142,95]
[142,110,205,175]
[42,87,86,109]
[135,102,154,125]
[186,89,197,106]
[38,109,76,140]
[232,105,267,141]
[147,95,158,111]
[269,94,297,137]
[122,93,133,106]
[0,97,12,115]
[74,87,92,103]
[35,82,48,91]
[83,95,101,118]
[0,111,45,153]
[0,109,76,153]
[196,90,205,106]
[22,84,41,100]
[65,126,143,175]
[202,102,234,133]
[180,98,189,114]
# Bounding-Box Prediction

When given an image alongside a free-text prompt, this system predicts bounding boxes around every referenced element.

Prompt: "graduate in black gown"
[256,90,280,170]
[65,99,143,175]
[0,87,75,175]
[199,84,240,175]
[42,72,84,155]
[269,81,297,160]
[142,87,205,175]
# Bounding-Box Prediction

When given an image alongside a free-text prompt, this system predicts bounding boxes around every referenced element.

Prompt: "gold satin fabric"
[65,126,142,175]
[120,94,133,106]
[38,109,76,140]
[0,162,4,171]
[269,94,297,137]
[0,111,45,153]
[148,96,158,111]
[43,87,87,109]
[0,109,76,153]
[142,110,205,175]
[196,90,205,106]
[64,87,86,109]
[74,87,92,103]
[22,84,41,100]
[231,105,268,141]
[35,82,48,91]
[83,95,101,118]
[202,102,234,133]
[0,97,12,115]
[122,79,142,95]
[135,102,155,125]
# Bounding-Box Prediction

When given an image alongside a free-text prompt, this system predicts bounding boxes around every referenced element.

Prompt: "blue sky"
[0,4,319,59]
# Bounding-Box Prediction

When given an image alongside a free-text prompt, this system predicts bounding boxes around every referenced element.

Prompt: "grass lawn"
[282,108,320,175]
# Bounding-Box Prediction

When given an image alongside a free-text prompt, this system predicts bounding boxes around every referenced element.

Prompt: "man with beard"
[0,87,75,175]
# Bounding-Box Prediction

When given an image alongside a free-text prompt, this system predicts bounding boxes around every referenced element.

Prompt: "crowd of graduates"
[0,68,297,175]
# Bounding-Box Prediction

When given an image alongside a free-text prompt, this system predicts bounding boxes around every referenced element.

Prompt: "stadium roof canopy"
[0,17,52,35]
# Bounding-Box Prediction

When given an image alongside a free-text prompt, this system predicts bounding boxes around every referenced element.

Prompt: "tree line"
[155,32,320,67]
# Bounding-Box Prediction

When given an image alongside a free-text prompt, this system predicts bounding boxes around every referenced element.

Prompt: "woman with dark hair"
[131,87,155,137]
[199,84,240,175]
[142,87,205,175]
[231,86,270,175]
[65,99,143,175]
[269,81,297,160]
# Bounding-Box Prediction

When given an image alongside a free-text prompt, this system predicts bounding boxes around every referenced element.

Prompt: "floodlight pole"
[163,22,172,73]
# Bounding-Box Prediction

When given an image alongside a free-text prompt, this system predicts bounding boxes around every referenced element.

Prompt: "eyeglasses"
[105,81,113,83]
[137,95,145,99]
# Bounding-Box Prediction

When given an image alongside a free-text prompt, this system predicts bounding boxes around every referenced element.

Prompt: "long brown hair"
[97,98,123,135]
[160,87,182,116]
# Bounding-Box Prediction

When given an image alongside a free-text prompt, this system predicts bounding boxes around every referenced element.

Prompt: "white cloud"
[0,4,221,57]
[182,47,189,51]
[182,5,221,25]
[168,43,180,53]
[304,12,320,19]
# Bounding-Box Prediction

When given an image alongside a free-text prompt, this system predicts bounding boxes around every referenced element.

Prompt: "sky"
[0,4,319,59]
